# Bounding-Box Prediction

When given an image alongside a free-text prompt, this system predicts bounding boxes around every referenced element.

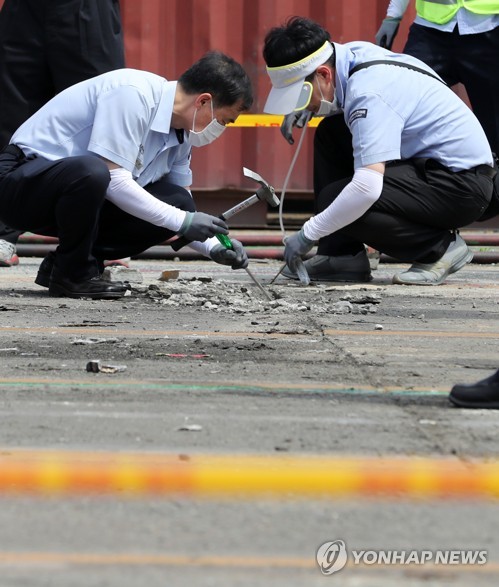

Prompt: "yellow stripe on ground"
[1,451,499,499]
[0,551,312,568]
[0,552,497,574]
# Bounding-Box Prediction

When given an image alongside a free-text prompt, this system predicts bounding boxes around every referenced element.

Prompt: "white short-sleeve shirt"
[12,68,192,187]
[333,42,494,172]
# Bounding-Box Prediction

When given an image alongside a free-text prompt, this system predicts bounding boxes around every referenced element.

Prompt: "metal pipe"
[16,233,499,264]
[18,232,499,246]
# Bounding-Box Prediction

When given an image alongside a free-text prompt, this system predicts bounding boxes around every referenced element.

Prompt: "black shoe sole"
[449,394,499,409]
[48,282,126,299]
[311,273,372,283]
[282,271,372,283]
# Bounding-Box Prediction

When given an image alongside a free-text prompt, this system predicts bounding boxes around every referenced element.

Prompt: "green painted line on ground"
[0,380,448,397]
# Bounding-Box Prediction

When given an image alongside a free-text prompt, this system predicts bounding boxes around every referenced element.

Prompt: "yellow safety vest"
[416,0,499,24]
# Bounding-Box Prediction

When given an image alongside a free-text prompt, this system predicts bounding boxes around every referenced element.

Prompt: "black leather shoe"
[449,370,499,408]
[282,251,372,282]
[49,269,128,299]
[34,252,56,288]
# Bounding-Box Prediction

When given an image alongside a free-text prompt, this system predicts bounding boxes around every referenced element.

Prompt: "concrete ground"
[0,253,498,586]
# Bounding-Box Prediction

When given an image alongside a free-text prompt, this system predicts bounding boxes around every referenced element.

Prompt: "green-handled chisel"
[216,234,273,301]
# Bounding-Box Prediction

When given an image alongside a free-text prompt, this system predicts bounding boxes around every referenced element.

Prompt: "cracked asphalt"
[0,253,499,586]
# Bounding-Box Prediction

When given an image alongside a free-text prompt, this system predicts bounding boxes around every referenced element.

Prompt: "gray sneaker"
[282,250,372,282]
[392,234,473,286]
[0,239,19,267]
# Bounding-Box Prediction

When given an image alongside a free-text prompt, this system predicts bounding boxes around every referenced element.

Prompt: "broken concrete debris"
[86,360,127,374]
[129,280,382,315]
[177,424,203,432]
[103,266,143,284]
[159,270,180,281]
[72,337,120,345]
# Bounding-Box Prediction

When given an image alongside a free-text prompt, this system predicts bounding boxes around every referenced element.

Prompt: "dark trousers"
[0,0,125,244]
[0,150,196,280]
[313,115,494,263]
[404,23,499,156]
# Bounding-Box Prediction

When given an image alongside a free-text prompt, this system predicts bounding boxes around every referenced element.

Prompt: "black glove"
[210,239,249,269]
[284,228,316,272]
[280,111,311,145]
[178,211,228,242]
[375,17,401,50]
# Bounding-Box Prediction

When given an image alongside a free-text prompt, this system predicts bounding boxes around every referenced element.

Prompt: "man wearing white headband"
[263,16,497,285]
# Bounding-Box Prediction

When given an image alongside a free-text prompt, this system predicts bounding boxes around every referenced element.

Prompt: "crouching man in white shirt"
[0,52,252,299]
[262,17,495,286]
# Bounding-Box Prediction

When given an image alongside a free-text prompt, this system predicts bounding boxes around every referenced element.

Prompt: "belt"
[474,164,497,179]
[1,144,25,158]
[422,158,497,179]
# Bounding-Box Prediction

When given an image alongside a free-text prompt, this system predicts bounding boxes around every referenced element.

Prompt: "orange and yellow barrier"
[229,114,322,128]
[0,451,498,499]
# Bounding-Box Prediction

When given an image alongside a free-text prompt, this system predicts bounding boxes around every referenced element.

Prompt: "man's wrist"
[301,223,318,244]
[383,16,402,23]
[178,211,192,235]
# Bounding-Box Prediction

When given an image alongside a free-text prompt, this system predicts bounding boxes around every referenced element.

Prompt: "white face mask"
[316,78,341,117]
[188,100,226,147]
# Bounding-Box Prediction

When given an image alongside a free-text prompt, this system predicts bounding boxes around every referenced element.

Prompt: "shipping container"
[118,0,418,223]
[121,0,414,193]
[7,1,463,225]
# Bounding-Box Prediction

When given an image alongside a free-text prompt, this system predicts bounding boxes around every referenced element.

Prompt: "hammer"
[171,167,279,252]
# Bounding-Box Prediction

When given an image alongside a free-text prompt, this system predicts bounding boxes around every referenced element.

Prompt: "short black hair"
[179,51,253,111]
[263,16,334,69]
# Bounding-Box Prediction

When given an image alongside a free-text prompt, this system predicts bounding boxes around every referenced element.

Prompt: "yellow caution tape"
[1,451,499,499]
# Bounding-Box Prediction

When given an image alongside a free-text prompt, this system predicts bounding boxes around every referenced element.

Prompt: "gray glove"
[178,211,228,242]
[210,239,249,269]
[284,228,316,272]
[280,111,311,145]
[375,17,401,49]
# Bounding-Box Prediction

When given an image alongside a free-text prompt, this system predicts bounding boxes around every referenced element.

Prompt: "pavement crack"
[307,316,383,388]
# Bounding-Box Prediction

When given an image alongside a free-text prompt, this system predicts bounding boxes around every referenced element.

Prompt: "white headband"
[264,41,334,115]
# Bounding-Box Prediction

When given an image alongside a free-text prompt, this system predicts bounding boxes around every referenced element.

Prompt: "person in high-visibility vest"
[376,0,499,157]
